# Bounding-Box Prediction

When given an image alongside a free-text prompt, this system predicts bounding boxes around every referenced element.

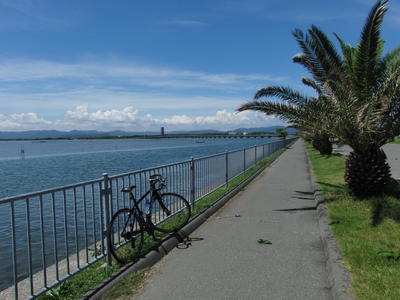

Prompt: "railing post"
[243,148,246,173]
[255,145,257,164]
[225,151,229,187]
[190,157,195,208]
[10,202,18,300]
[102,173,112,267]
[262,143,265,158]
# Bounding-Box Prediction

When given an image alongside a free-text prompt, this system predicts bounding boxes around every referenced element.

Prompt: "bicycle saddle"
[121,186,136,193]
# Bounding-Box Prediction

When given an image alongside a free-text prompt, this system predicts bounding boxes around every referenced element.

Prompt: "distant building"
[228,131,236,135]
[161,127,165,136]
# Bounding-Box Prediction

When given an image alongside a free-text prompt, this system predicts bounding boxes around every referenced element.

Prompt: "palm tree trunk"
[345,149,391,197]
[312,134,332,155]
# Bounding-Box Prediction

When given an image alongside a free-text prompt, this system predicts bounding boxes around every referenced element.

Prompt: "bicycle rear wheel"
[150,193,191,233]
[108,208,144,264]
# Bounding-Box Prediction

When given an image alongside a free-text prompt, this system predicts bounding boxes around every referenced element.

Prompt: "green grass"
[306,143,400,300]
[391,138,400,144]
[38,146,289,300]
[38,262,118,300]
[100,268,151,300]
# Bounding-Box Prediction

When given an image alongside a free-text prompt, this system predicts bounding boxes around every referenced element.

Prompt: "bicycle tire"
[150,193,191,233]
[108,208,144,264]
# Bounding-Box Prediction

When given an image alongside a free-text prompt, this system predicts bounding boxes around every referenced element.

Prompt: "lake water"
[0,137,276,199]
[0,137,278,293]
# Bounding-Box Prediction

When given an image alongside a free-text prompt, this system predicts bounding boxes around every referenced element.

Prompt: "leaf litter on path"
[258,239,272,245]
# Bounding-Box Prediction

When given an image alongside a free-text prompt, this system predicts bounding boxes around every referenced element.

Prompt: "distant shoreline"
[0,132,283,142]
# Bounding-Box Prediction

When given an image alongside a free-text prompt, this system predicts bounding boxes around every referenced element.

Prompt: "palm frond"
[308,25,345,81]
[237,100,301,122]
[354,0,388,98]
[293,53,310,68]
[382,46,400,69]
[334,33,356,76]
[292,29,327,81]
[301,77,324,95]
[254,86,311,104]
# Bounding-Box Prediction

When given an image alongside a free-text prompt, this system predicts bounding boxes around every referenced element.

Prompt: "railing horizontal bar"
[109,139,286,179]
[0,139,288,204]
[0,178,103,204]
[108,160,192,179]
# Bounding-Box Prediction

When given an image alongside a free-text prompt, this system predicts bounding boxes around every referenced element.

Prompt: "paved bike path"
[133,140,331,300]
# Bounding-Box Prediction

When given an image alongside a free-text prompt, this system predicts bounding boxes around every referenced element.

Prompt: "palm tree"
[239,0,400,196]
[303,128,333,155]
[238,85,334,155]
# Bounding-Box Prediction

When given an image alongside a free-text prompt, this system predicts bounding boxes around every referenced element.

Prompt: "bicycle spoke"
[108,208,144,264]
[151,193,191,233]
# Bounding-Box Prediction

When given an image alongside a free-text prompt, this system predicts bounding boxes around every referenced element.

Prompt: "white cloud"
[0,0,78,31]
[168,19,208,26]
[0,59,285,89]
[0,105,281,131]
[0,112,51,130]
[0,58,287,127]
[163,110,269,127]
[64,105,139,126]
[0,59,287,130]
[0,88,251,115]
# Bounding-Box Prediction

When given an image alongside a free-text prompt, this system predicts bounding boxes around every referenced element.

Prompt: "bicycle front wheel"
[151,193,191,233]
[108,208,144,264]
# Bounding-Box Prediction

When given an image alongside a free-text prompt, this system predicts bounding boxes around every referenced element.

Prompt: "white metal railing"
[0,137,296,299]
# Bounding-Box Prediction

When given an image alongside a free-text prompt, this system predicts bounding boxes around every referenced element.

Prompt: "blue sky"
[0,0,399,132]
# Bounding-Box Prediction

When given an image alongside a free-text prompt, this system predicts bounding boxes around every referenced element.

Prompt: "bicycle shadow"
[175,235,204,249]
[145,233,204,256]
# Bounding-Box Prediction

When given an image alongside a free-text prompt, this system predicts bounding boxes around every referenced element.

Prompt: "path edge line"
[305,146,355,300]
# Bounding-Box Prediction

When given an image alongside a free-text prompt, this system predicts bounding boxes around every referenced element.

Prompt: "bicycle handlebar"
[149,174,166,191]
[149,174,162,180]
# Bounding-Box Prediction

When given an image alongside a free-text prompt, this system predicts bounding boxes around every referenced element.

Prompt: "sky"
[0,0,399,132]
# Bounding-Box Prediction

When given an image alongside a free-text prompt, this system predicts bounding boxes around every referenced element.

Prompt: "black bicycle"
[107,174,191,264]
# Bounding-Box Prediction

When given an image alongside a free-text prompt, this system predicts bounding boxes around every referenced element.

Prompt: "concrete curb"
[305,148,355,300]
[82,146,289,299]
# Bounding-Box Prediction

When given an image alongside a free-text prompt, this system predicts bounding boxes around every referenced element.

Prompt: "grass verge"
[306,143,400,300]
[38,146,288,300]
[390,138,400,144]
[100,268,151,300]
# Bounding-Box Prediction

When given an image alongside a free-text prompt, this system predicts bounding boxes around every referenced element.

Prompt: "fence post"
[190,157,195,208]
[102,173,112,267]
[225,151,229,187]
[262,144,265,158]
[254,145,257,164]
[243,148,246,174]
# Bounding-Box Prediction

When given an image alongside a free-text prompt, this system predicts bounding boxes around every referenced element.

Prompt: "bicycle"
[107,174,191,264]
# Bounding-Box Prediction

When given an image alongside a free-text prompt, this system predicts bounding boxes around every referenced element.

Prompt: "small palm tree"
[302,127,333,155]
[239,0,400,196]
[238,86,334,155]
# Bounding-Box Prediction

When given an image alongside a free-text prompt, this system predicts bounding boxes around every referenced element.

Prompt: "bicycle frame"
[126,187,169,238]
[108,174,191,265]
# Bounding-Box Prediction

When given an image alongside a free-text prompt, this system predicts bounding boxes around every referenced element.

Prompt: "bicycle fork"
[145,214,161,242]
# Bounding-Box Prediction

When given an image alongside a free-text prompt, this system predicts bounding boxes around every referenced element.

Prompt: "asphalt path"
[132,140,331,300]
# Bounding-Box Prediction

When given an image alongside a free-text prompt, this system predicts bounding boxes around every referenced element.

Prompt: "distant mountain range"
[0,126,297,140]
